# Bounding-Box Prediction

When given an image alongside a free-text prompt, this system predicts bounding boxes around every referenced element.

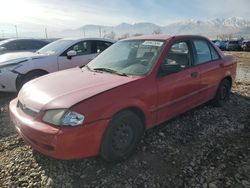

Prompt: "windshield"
[87,40,164,76]
[37,39,73,54]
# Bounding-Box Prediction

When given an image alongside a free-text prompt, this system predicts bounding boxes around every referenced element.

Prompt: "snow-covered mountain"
[55,17,250,38]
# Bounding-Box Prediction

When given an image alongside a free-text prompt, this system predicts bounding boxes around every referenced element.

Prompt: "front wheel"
[101,110,144,162]
[212,79,231,107]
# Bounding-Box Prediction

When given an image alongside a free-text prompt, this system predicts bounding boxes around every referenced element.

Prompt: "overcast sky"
[0,0,249,37]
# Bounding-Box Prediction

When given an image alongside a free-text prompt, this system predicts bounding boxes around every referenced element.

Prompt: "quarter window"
[193,40,212,64]
[209,44,220,60]
[95,41,112,53]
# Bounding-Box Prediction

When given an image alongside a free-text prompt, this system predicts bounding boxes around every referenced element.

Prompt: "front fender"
[100,97,155,128]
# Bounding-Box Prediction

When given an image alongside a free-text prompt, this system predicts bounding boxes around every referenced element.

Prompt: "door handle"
[191,72,199,78]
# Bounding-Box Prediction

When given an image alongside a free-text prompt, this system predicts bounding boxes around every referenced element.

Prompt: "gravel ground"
[0,52,249,188]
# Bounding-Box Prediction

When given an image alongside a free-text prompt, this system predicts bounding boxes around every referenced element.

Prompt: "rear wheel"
[16,71,47,91]
[212,79,231,107]
[101,110,144,162]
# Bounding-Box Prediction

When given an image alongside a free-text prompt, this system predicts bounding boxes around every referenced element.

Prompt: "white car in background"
[0,38,114,92]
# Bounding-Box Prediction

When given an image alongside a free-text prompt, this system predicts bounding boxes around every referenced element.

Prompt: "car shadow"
[0,92,17,138]
[5,92,250,187]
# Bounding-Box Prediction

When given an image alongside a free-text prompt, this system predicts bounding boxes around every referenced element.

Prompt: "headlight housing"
[42,109,85,127]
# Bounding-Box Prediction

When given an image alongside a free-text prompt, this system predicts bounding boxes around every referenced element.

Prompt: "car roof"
[122,34,209,42]
[61,37,116,43]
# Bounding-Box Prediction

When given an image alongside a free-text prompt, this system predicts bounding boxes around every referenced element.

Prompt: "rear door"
[156,40,201,124]
[192,39,224,101]
[57,40,96,70]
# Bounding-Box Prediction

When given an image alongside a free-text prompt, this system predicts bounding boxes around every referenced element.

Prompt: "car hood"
[18,68,141,111]
[0,52,49,67]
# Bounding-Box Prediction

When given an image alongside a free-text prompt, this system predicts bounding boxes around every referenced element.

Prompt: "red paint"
[9,35,236,160]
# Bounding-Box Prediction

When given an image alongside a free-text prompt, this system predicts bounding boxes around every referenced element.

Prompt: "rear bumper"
[9,98,109,160]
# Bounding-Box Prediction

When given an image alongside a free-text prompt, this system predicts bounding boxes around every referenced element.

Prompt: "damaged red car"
[10,35,237,162]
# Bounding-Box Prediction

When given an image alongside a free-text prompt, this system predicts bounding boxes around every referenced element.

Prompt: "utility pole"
[83,27,85,37]
[14,25,18,38]
[45,28,48,39]
[99,26,101,37]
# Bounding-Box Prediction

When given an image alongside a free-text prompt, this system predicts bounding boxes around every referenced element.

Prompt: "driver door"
[156,40,201,124]
[57,40,97,70]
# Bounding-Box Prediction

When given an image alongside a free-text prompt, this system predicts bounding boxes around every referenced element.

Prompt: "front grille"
[17,101,38,118]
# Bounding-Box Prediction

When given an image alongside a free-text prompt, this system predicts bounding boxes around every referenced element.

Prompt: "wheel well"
[16,69,49,90]
[117,107,146,129]
[223,76,232,88]
[24,69,49,76]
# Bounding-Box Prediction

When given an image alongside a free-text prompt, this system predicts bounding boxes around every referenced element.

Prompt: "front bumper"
[0,70,18,92]
[9,98,110,160]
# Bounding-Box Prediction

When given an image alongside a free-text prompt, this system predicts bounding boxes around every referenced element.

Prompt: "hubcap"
[112,123,133,152]
[220,85,228,100]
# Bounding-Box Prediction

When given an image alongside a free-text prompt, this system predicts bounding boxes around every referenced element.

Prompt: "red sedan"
[9,35,237,162]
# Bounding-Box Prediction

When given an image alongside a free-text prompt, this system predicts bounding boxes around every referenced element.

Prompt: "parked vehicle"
[226,40,241,51]
[241,41,250,51]
[215,40,227,50]
[0,38,49,55]
[0,38,114,92]
[0,38,8,42]
[10,35,236,162]
[211,40,219,44]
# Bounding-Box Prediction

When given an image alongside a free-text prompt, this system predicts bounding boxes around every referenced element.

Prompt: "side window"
[95,41,112,53]
[193,40,212,64]
[66,41,91,56]
[4,41,18,50]
[163,41,190,68]
[26,40,47,49]
[209,44,220,60]
[16,40,32,50]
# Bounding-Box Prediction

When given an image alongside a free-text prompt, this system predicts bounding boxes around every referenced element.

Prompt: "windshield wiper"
[93,68,128,76]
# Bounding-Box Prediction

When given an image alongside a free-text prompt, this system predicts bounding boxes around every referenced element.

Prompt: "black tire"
[212,79,231,107]
[101,110,144,162]
[17,71,47,91]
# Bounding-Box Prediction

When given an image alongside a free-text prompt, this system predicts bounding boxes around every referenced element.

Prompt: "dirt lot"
[0,52,249,188]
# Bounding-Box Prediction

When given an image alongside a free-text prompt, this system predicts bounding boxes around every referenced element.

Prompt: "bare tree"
[217,33,233,40]
[104,31,116,40]
[119,33,130,40]
[133,33,143,37]
[152,28,162,35]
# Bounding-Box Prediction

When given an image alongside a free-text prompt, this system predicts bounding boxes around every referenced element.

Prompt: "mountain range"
[57,17,250,39]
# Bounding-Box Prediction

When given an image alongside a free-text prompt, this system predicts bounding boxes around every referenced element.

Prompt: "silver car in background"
[0,39,49,55]
[0,38,114,92]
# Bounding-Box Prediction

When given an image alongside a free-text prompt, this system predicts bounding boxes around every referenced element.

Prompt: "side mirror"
[159,63,182,76]
[66,50,77,59]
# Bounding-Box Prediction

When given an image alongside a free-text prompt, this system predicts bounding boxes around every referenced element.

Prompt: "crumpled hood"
[18,68,140,111]
[0,52,48,67]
